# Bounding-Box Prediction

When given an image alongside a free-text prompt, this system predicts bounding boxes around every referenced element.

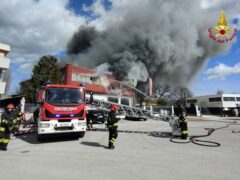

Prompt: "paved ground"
[0,116,240,180]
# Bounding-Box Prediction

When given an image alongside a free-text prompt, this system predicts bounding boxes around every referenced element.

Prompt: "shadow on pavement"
[16,133,79,144]
[81,141,107,148]
[16,134,39,144]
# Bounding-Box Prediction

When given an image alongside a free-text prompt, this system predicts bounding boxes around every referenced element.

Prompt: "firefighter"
[89,91,94,104]
[86,111,94,130]
[0,104,18,151]
[107,104,119,149]
[12,105,23,135]
[177,104,188,139]
[33,108,39,124]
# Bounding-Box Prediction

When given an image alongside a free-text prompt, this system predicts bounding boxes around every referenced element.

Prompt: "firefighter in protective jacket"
[107,104,119,149]
[177,104,188,139]
[0,104,18,151]
[13,105,23,135]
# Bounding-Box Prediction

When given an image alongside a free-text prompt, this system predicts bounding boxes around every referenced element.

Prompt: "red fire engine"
[36,84,87,141]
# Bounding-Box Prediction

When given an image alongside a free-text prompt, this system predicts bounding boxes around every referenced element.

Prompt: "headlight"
[39,123,50,128]
[78,122,86,126]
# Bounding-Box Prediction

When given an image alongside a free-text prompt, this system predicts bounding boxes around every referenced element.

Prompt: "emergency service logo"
[208,11,238,43]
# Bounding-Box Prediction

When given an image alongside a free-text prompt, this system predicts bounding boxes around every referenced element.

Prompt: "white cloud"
[0,0,89,94]
[200,0,240,20]
[0,0,86,63]
[17,63,35,73]
[83,0,106,17]
[206,63,240,80]
[88,0,145,30]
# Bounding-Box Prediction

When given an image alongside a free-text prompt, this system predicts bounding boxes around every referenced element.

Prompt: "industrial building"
[186,94,240,116]
[0,43,10,97]
[61,64,135,106]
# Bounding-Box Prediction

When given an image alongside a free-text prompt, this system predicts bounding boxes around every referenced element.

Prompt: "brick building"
[61,64,135,106]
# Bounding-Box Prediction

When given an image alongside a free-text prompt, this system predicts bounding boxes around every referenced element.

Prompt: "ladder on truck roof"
[86,98,171,121]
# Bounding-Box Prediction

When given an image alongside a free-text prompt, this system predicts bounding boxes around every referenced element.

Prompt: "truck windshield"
[45,87,84,106]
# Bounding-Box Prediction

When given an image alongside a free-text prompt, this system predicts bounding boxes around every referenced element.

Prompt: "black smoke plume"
[66,0,234,89]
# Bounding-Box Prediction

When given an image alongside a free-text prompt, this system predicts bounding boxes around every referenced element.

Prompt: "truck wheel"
[37,134,44,141]
[79,132,85,138]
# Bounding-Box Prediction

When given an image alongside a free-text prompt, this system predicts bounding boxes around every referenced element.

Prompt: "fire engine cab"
[37,84,87,141]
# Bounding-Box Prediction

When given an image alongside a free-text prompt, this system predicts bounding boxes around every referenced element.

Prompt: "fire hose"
[170,122,240,147]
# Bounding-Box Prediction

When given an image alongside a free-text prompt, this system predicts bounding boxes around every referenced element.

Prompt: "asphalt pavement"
[0,116,240,180]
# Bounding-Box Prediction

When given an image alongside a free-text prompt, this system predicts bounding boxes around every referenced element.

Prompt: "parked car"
[87,110,106,124]
[151,112,160,119]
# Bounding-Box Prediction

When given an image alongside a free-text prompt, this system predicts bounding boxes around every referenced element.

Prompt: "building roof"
[187,93,240,99]
[67,81,111,94]
[68,64,112,77]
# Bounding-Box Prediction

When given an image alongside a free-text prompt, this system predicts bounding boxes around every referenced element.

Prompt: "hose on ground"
[170,123,240,147]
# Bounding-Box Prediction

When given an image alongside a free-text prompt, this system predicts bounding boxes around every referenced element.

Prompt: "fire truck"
[36,84,87,141]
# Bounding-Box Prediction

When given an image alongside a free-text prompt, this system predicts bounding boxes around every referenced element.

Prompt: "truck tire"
[37,134,45,141]
[79,132,85,138]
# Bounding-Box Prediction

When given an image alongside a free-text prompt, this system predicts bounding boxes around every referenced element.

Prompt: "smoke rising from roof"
[66,0,233,88]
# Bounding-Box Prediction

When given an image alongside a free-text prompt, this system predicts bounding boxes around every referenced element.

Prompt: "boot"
[108,143,114,149]
[1,147,7,151]
[2,143,8,151]
[0,142,3,150]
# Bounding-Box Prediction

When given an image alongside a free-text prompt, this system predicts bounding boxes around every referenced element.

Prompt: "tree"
[31,55,63,87]
[156,97,169,106]
[170,87,193,106]
[19,55,63,102]
[19,79,35,102]
[154,84,171,98]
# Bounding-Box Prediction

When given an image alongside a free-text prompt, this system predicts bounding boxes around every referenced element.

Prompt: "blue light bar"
[79,83,87,87]
[55,114,61,118]
[70,114,75,117]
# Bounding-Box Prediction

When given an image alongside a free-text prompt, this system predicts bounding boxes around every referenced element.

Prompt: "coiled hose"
[170,123,240,147]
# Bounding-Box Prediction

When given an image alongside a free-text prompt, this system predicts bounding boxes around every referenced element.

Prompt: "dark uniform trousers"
[178,109,188,139]
[107,111,119,147]
[0,113,17,149]
[108,124,118,146]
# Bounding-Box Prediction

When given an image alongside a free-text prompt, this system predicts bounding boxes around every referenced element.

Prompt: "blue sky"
[2,0,240,96]
[191,32,240,95]
[68,0,112,17]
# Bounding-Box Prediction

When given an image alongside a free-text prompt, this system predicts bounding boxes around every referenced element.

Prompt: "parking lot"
[0,116,240,180]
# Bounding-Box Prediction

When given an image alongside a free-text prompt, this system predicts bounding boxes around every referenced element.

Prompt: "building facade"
[186,94,240,116]
[0,43,10,96]
[61,64,135,106]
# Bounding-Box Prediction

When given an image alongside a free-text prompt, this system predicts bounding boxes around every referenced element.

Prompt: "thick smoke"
[66,0,233,88]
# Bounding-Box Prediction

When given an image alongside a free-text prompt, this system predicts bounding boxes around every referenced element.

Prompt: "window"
[236,97,240,101]
[46,87,84,105]
[108,97,118,103]
[187,99,197,104]
[121,98,129,106]
[72,73,78,81]
[79,74,85,82]
[85,76,91,83]
[223,97,235,101]
[209,97,222,102]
